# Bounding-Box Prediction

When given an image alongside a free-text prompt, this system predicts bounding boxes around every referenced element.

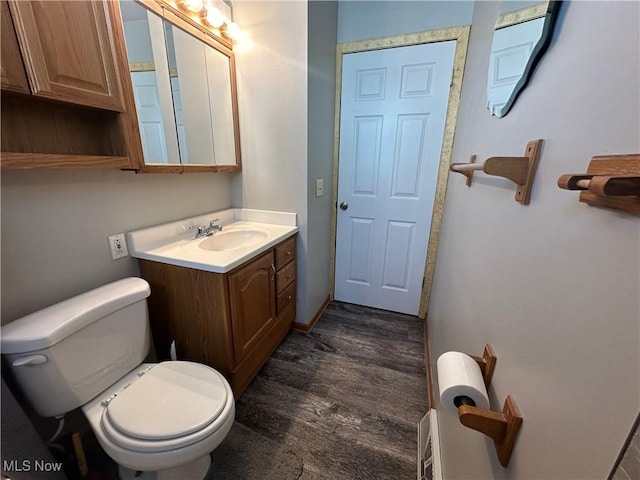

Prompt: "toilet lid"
[105,362,228,441]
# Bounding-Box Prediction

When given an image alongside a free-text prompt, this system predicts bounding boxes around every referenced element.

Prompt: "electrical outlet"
[108,233,129,260]
[315,179,324,197]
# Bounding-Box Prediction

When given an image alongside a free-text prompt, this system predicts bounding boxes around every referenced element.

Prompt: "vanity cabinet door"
[228,250,277,364]
[7,0,124,111]
[1,2,29,93]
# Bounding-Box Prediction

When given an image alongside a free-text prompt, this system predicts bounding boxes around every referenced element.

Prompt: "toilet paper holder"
[457,344,522,468]
[470,344,497,387]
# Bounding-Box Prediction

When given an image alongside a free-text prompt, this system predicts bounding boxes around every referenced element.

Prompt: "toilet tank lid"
[1,278,151,354]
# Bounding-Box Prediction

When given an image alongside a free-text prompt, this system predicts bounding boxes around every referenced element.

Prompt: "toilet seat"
[100,361,232,453]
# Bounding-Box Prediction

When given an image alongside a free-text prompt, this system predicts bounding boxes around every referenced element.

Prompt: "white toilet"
[1,277,235,480]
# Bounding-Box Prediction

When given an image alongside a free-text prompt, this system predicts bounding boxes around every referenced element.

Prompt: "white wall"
[1,170,232,324]
[337,0,473,43]
[230,1,310,322]
[428,2,640,478]
[307,0,338,322]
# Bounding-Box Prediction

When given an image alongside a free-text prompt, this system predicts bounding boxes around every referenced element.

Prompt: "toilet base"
[118,454,211,480]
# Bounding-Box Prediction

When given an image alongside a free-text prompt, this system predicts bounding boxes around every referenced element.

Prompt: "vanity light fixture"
[179,0,204,14]
[176,0,243,42]
[203,7,225,28]
[221,21,241,40]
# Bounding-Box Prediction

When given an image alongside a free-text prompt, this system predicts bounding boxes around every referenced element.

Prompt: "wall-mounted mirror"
[486,1,561,117]
[119,0,241,172]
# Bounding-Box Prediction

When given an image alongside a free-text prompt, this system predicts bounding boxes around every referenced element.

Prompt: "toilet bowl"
[84,361,235,479]
[1,278,235,480]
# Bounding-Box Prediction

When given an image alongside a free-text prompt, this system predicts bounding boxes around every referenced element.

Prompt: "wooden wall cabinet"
[138,234,297,397]
[1,2,29,94]
[1,0,143,169]
[8,0,124,111]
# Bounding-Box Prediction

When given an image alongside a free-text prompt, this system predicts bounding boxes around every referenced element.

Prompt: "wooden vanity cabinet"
[138,234,297,397]
[1,0,143,169]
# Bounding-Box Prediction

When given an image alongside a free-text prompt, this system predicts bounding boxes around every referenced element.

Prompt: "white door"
[334,41,456,315]
[131,71,170,163]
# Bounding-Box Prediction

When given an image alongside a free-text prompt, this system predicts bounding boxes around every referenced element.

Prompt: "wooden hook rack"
[449,139,543,205]
[558,154,640,215]
[470,344,497,388]
[458,395,523,468]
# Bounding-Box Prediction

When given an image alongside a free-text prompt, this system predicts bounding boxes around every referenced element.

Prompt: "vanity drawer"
[276,260,296,293]
[277,281,296,314]
[275,236,296,269]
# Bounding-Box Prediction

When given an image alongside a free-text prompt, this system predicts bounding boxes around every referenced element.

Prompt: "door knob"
[339,202,349,211]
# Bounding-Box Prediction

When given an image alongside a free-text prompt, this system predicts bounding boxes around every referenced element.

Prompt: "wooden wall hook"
[470,344,497,388]
[449,139,543,204]
[557,154,640,215]
[458,395,523,468]
[458,154,477,186]
[558,174,640,196]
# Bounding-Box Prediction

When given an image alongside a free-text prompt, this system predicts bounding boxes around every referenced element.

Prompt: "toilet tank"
[1,278,151,418]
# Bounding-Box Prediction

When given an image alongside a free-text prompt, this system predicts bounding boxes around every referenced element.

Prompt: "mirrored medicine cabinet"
[119,0,241,173]
[486,1,561,117]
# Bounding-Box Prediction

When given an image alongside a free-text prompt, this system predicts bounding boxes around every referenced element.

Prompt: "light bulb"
[223,21,241,40]
[204,7,225,28]
[181,0,204,13]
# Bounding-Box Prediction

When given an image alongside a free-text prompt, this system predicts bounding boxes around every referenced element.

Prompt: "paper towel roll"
[437,351,490,414]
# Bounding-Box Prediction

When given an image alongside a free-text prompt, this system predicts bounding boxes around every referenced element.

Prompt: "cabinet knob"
[287,295,293,300]
[286,274,292,279]
[286,250,292,256]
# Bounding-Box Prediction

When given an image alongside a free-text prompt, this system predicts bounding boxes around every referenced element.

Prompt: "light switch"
[315,179,324,198]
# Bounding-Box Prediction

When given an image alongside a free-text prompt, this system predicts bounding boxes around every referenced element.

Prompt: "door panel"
[392,114,429,197]
[346,217,375,285]
[353,116,382,195]
[381,220,415,290]
[335,41,456,315]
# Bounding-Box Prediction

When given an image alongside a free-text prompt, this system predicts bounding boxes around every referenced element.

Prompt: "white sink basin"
[126,209,298,273]
[193,229,268,252]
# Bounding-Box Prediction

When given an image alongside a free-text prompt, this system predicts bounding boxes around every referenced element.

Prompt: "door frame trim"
[329,26,470,318]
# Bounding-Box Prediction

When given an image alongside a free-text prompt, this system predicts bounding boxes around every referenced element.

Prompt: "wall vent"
[418,408,443,480]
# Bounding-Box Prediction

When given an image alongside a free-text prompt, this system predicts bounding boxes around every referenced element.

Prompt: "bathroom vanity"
[127,209,298,397]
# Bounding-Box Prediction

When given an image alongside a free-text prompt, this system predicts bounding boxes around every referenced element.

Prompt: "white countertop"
[126,208,298,273]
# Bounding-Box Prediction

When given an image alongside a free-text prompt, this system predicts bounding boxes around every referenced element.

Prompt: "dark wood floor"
[235,301,429,480]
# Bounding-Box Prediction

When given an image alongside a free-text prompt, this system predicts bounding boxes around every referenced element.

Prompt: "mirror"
[120,1,180,165]
[119,0,241,170]
[486,1,561,117]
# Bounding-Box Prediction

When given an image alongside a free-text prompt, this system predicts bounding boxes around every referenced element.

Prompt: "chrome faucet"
[189,218,223,239]
[209,218,223,233]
